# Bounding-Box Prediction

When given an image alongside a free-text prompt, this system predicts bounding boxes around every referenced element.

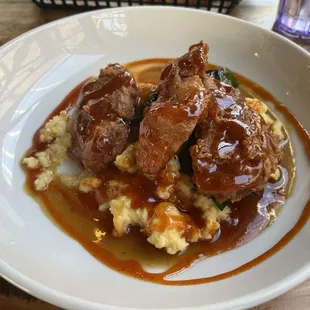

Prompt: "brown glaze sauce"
[24,59,309,285]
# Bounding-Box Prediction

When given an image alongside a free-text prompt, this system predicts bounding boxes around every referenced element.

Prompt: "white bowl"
[0,6,309,310]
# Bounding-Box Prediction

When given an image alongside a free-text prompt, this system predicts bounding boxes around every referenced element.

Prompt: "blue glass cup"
[274,0,310,40]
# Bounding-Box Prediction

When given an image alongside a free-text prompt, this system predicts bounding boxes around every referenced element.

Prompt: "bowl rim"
[0,6,309,310]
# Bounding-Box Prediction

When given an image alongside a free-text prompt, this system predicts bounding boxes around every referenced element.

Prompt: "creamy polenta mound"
[22,96,284,254]
[23,111,71,191]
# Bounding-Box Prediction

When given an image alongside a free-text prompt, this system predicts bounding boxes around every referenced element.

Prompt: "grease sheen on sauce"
[24,59,309,285]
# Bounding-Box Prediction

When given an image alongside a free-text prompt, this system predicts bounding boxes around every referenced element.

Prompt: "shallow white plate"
[0,6,309,310]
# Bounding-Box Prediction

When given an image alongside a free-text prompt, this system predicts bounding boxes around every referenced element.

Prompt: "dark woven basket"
[32,0,242,14]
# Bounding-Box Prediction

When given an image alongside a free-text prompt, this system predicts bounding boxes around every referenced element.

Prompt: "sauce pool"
[23,59,309,285]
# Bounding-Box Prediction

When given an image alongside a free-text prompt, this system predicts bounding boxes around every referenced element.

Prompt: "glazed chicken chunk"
[70,64,138,172]
[190,78,282,202]
[136,42,212,175]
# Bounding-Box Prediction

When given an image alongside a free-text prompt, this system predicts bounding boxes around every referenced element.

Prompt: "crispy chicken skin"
[191,78,282,202]
[136,42,211,175]
[69,64,138,172]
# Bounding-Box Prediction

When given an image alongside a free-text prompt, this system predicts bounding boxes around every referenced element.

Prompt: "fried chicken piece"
[70,64,138,172]
[136,42,211,175]
[191,78,282,202]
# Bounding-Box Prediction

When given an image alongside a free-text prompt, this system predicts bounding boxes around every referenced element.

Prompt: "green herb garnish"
[132,91,158,124]
[206,68,239,88]
[211,197,229,211]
